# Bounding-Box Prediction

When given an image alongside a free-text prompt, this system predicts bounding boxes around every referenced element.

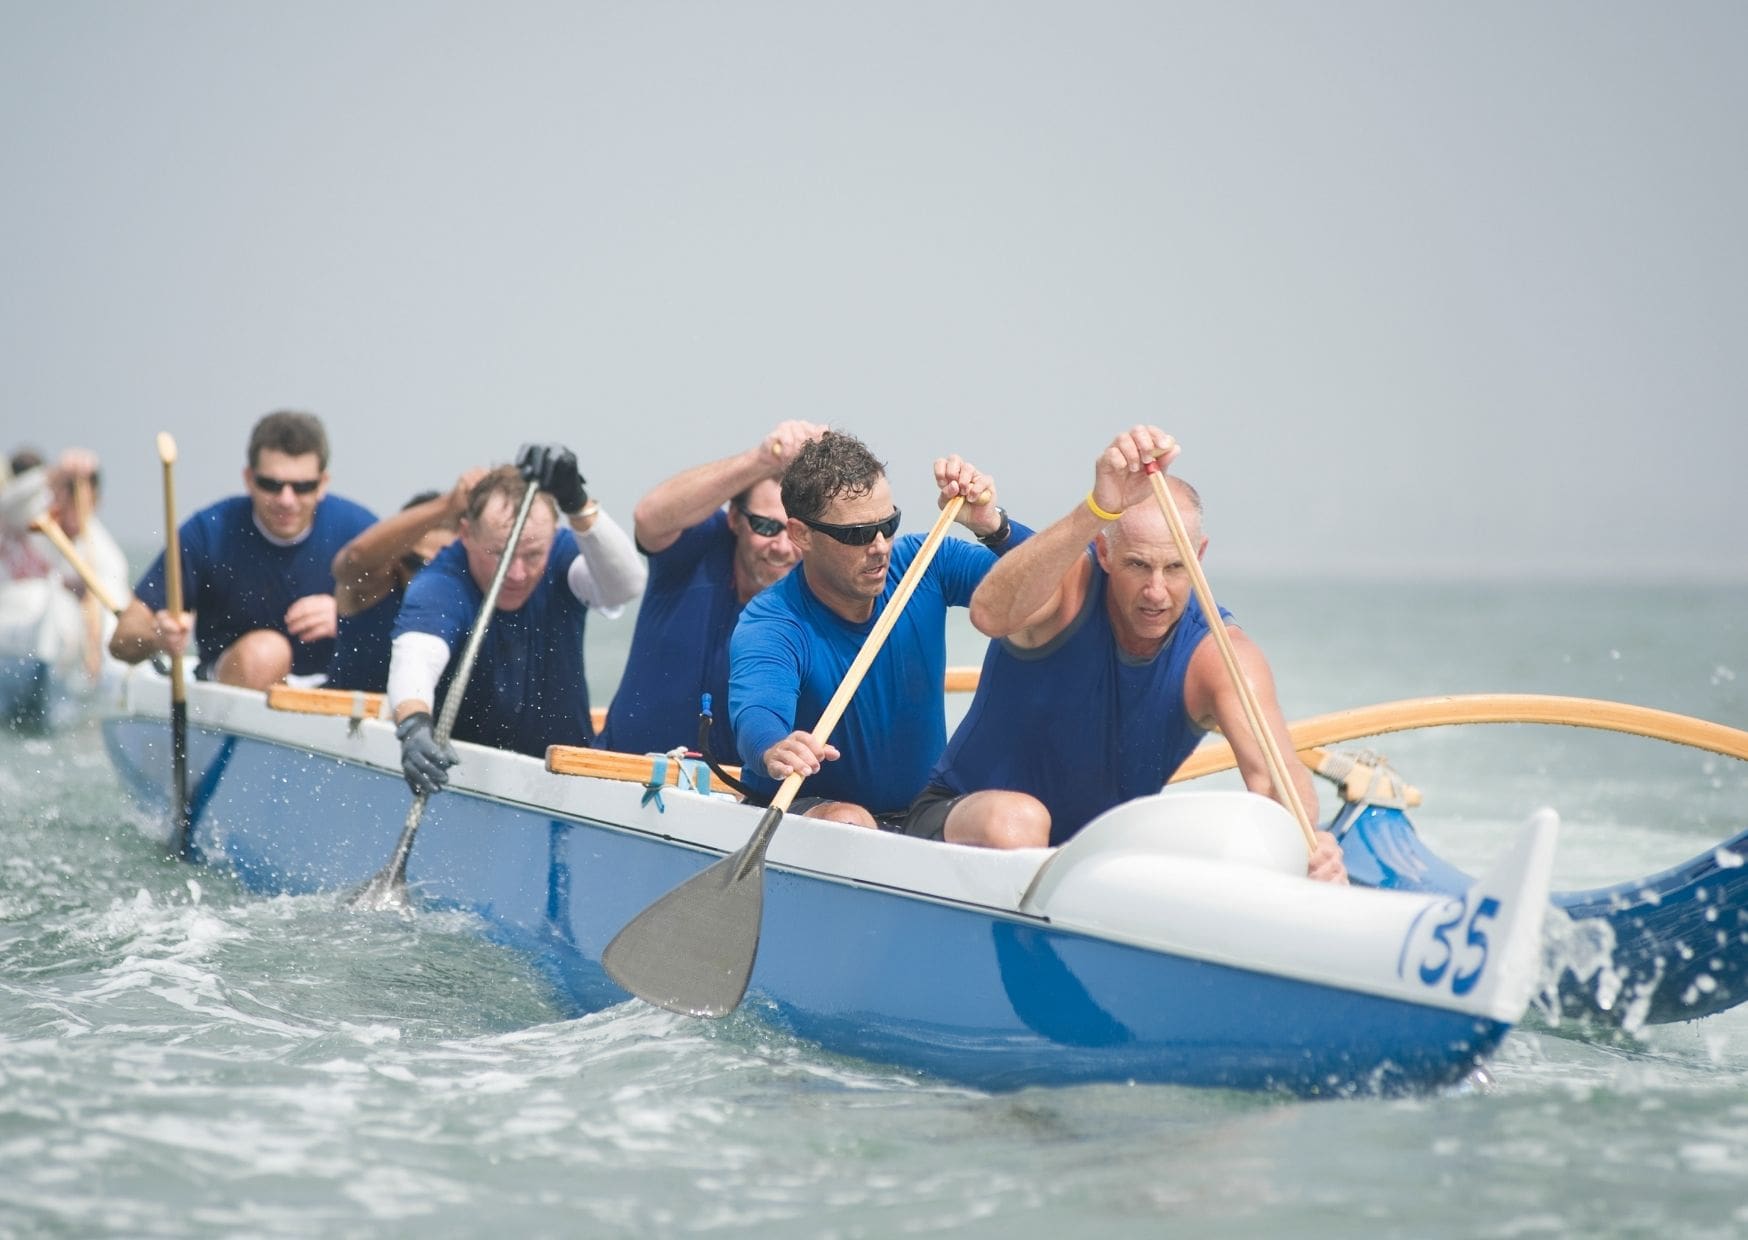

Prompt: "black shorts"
[786,785,965,842]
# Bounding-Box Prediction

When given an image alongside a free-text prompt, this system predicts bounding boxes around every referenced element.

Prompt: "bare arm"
[1184,631,1317,820]
[330,470,481,616]
[966,510,1096,647]
[109,598,192,663]
[968,426,1179,646]
[632,421,824,552]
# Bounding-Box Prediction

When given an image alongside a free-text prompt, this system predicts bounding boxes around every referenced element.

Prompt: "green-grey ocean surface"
[3,578,1746,1239]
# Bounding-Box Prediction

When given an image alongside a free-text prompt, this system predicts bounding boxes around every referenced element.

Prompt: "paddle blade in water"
[602,806,778,1017]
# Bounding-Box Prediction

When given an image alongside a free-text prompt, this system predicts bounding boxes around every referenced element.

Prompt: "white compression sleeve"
[566,508,646,617]
[387,631,452,714]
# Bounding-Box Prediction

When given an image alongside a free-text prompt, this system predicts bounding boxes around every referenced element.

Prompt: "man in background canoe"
[916,425,1346,881]
[729,430,1032,839]
[109,411,376,689]
[327,468,485,692]
[0,448,132,702]
[597,419,825,758]
[0,448,131,614]
[390,448,646,795]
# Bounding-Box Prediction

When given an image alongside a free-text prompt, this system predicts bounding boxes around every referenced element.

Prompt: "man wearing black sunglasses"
[112,410,377,689]
[598,420,825,758]
[326,468,485,692]
[729,430,1031,837]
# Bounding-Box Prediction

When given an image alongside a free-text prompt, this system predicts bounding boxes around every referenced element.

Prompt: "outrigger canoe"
[102,667,1557,1096]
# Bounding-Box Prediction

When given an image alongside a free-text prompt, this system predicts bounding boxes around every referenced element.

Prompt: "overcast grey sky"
[3,1,1743,579]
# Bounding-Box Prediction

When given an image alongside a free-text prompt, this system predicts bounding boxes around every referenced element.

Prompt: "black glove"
[515,443,589,515]
[396,711,457,796]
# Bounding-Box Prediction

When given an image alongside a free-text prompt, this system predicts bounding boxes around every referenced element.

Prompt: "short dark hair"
[464,464,556,524]
[247,411,330,470]
[779,430,886,523]
[404,488,464,532]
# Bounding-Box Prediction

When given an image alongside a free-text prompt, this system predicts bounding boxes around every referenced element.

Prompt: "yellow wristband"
[1085,492,1123,522]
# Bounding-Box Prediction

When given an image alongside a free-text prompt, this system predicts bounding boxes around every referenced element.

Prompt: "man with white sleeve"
[388,445,646,794]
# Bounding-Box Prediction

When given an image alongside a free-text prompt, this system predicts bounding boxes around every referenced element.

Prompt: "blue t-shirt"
[393,528,593,758]
[731,533,1009,813]
[327,584,402,692]
[598,510,744,757]
[931,551,1227,844]
[133,494,377,678]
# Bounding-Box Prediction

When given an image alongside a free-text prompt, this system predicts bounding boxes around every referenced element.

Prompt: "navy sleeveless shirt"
[930,550,1228,845]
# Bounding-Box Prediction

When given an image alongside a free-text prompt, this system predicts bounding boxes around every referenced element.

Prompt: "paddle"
[603,495,970,1017]
[1144,457,1318,851]
[350,474,544,913]
[71,472,105,679]
[1170,693,1748,781]
[27,513,125,616]
[156,433,193,861]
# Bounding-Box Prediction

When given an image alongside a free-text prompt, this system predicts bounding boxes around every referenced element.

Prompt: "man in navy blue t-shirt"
[110,411,375,688]
[597,420,824,758]
[922,424,1346,880]
[387,451,647,793]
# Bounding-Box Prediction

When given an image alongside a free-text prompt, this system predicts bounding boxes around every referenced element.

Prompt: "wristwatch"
[976,506,1011,548]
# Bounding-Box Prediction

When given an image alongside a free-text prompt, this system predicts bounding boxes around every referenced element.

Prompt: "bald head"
[1103,475,1204,553]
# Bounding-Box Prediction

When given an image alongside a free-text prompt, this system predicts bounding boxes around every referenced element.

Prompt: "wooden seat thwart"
[268,684,390,720]
[546,744,741,795]
[268,685,612,733]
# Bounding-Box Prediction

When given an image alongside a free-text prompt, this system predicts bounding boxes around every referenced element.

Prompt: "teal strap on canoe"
[641,755,670,812]
[640,749,712,812]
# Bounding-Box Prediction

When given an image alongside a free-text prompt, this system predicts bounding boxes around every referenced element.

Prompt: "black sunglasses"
[734,503,786,538]
[799,508,902,546]
[252,473,321,496]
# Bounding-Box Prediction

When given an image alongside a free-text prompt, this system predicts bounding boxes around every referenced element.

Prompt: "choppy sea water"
[4,577,1747,1239]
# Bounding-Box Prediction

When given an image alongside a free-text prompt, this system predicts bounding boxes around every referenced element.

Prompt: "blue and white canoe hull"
[102,670,1559,1095]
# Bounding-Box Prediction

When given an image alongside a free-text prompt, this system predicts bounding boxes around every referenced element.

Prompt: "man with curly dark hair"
[728,429,1033,843]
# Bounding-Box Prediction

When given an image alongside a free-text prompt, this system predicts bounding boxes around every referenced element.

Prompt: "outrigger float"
[103,668,1560,1096]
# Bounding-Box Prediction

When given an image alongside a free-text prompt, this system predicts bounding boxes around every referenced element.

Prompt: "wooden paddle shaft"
[28,513,124,615]
[156,433,187,703]
[1144,463,1316,848]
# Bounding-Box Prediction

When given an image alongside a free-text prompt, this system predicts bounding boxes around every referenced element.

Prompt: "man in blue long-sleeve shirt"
[729,430,1031,844]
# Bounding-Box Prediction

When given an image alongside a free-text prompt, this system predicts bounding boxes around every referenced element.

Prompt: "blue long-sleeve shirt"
[729,522,1029,812]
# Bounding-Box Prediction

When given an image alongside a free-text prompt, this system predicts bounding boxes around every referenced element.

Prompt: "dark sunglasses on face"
[735,503,787,538]
[252,473,322,496]
[799,508,902,547]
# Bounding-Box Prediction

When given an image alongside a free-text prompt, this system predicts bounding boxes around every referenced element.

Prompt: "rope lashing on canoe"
[1312,749,1420,809]
[641,747,711,811]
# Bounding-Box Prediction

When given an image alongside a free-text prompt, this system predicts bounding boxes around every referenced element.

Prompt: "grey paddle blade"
[349,863,415,915]
[602,805,779,1017]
